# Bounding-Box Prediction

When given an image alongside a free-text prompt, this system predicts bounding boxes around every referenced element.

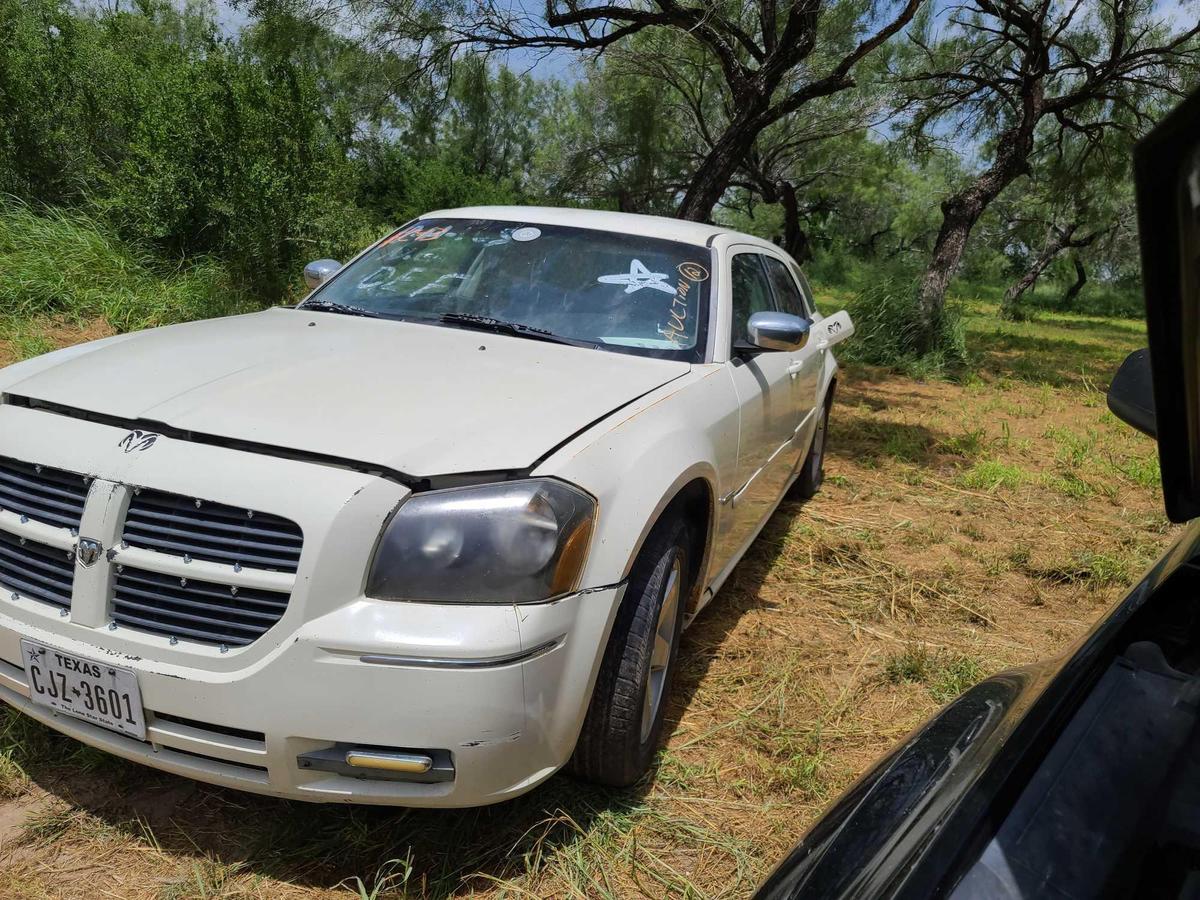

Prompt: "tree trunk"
[1000,227,1072,320]
[778,180,812,263]
[1061,257,1087,305]
[676,104,768,222]
[915,96,1042,351]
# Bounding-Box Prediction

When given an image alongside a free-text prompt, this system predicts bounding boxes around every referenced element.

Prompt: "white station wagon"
[0,207,852,806]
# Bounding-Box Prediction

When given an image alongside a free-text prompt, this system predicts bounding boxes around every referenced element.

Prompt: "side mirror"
[808,310,855,350]
[1107,348,1157,438]
[747,311,811,352]
[304,259,342,291]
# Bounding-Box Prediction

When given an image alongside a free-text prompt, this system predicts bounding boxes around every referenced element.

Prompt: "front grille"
[0,457,89,531]
[122,489,303,574]
[0,530,74,609]
[113,567,290,646]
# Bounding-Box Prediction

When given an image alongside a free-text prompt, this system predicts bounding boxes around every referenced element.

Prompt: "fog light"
[297,744,454,783]
[345,750,432,774]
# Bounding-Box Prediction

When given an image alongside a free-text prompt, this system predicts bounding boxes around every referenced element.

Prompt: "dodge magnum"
[0,207,852,806]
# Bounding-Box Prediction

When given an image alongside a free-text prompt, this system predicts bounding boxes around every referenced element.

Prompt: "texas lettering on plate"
[20,640,146,740]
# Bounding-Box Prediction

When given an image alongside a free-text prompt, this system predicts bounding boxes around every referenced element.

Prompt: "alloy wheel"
[641,557,682,742]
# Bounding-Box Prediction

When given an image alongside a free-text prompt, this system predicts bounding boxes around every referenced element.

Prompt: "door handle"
[787,361,804,377]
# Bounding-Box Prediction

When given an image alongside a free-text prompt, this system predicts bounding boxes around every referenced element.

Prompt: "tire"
[569,516,690,787]
[789,397,831,501]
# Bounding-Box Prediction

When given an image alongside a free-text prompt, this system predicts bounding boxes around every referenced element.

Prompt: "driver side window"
[730,253,776,348]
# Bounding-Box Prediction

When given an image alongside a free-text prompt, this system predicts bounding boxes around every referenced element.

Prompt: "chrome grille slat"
[114,597,270,632]
[115,586,284,623]
[113,568,291,646]
[0,458,88,531]
[123,507,302,542]
[0,469,88,503]
[108,610,256,647]
[0,484,86,518]
[123,522,302,556]
[117,569,288,609]
[0,540,74,582]
[0,531,73,608]
[118,534,300,571]
[123,490,303,574]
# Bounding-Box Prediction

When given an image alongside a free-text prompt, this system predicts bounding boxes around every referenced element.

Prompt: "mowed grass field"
[0,299,1173,899]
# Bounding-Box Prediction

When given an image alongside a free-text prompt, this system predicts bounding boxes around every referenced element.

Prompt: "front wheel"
[568,517,690,787]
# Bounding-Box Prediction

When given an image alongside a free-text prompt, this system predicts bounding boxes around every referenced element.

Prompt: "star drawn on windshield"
[597,259,677,295]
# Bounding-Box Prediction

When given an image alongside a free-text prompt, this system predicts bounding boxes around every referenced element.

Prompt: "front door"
[761,254,823,453]
[722,251,807,551]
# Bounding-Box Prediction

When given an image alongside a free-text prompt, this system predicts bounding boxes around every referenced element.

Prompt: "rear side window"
[762,256,809,318]
[730,254,776,346]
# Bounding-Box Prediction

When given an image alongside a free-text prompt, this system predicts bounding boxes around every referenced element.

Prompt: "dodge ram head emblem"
[118,430,159,453]
[76,539,102,568]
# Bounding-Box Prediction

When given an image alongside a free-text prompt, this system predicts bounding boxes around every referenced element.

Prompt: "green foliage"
[884,645,986,703]
[0,0,372,302]
[957,459,1029,491]
[837,279,969,374]
[356,147,522,224]
[0,201,250,331]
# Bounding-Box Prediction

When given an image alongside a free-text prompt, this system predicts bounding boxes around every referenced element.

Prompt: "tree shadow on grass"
[4,511,798,896]
[971,330,1129,387]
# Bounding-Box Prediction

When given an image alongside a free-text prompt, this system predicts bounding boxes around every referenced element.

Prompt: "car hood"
[0,308,690,477]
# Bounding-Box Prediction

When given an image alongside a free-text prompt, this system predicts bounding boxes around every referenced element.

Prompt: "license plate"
[20,640,146,740]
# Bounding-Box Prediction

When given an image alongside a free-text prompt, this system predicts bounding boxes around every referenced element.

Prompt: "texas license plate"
[20,640,146,740]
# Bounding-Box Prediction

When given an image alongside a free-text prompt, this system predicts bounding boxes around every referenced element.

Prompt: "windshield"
[307,219,712,362]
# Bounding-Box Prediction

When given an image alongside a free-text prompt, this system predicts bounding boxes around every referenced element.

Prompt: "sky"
[82,0,1198,84]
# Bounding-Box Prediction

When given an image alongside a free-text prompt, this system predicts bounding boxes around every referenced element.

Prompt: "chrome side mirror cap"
[747,311,812,352]
[304,259,342,291]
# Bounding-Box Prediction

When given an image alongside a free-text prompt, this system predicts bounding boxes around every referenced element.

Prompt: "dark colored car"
[754,89,1200,900]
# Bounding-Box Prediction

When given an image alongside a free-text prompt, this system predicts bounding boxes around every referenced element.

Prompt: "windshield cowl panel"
[305,218,713,363]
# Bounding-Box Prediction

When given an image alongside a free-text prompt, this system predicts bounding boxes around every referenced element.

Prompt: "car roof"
[422,205,781,252]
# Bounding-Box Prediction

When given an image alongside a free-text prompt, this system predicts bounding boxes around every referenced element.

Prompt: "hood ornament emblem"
[118,430,159,453]
[76,539,103,568]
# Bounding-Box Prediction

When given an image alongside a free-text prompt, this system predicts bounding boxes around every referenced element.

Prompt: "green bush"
[837,279,969,375]
[0,202,252,331]
[0,0,374,303]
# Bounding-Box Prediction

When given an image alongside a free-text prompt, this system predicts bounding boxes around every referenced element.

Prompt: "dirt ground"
[0,305,1172,898]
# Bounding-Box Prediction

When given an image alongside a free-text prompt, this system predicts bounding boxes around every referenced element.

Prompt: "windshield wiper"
[437,313,599,349]
[298,300,382,319]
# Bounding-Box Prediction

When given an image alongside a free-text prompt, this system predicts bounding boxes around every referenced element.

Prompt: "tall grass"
[0,201,253,332]
[837,278,969,376]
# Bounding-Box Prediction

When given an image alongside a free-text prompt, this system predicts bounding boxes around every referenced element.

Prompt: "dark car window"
[731,253,777,347]
[793,266,817,316]
[762,256,809,319]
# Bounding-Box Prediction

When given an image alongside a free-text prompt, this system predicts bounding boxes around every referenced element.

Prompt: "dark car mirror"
[1108,348,1157,438]
[746,311,812,352]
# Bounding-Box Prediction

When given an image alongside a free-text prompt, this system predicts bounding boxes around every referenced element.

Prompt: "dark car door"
[1130,87,1200,521]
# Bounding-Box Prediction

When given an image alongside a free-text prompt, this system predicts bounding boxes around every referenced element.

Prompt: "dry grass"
[0,303,1173,898]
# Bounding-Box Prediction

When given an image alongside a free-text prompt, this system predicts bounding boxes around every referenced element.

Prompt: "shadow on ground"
[4,510,794,895]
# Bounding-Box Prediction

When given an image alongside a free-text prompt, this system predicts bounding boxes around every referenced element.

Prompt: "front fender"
[535,365,738,593]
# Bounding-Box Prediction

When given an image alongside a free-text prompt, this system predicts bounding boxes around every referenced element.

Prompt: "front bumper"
[0,401,624,806]
[0,583,624,806]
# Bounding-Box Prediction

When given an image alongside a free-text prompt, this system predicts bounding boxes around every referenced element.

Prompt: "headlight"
[366,479,596,603]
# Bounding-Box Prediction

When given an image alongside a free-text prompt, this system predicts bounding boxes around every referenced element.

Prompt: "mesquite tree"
[385,0,924,223]
[901,0,1199,349]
